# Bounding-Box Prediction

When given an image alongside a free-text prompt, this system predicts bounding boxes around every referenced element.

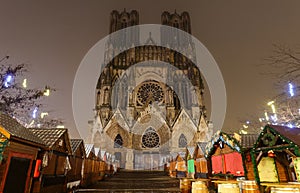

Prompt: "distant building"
[87,10,211,170]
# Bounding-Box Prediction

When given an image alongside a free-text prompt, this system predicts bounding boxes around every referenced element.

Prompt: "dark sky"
[1,0,300,138]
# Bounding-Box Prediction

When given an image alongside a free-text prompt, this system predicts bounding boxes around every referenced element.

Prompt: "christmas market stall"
[194,142,208,179]
[186,146,196,179]
[175,151,187,178]
[205,131,245,179]
[29,128,72,193]
[99,150,107,179]
[251,124,300,185]
[67,139,86,191]
[168,152,178,178]
[94,147,106,181]
[82,144,97,187]
[0,113,45,193]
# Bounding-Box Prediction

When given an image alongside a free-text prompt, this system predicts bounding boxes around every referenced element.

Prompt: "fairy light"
[265,112,269,121]
[43,88,50,96]
[32,107,38,118]
[22,79,27,88]
[4,74,13,88]
[40,112,48,119]
[289,82,295,97]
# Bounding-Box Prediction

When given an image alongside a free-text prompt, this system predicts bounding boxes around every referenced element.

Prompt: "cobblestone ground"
[76,170,181,193]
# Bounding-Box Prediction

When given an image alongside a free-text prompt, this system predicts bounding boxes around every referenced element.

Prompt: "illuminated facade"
[87,10,211,170]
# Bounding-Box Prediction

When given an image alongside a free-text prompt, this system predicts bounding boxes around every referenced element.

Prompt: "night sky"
[1,0,300,138]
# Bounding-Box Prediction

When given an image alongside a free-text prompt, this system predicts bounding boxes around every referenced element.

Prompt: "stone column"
[125,149,134,170]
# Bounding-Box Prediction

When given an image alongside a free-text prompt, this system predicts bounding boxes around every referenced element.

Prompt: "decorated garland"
[262,132,276,147]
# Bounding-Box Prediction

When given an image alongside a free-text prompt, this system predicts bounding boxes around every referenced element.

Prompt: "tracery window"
[179,134,187,148]
[142,127,160,148]
[136,81,164,105]
[114,134,123,148]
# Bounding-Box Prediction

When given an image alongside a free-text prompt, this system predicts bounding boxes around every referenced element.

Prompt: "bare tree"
[0,56,62,127]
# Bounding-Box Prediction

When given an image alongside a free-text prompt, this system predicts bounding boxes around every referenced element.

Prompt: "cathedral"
[88,10,211,170]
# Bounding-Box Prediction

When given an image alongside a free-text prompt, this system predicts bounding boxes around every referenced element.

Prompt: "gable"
[254,125,298,149]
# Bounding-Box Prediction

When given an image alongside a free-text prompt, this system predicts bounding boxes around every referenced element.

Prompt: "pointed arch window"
[179,134,187,148]
[142,127,160,148]
[114,134,123,148]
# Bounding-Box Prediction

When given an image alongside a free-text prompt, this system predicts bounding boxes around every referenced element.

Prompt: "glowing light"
[56,125,65,128]
[265,112,269,121]
[271,104,276,113]
[289,82,295,97]
[43,88,50,96]
[240,129,248,134]
[287,123,294,128]
[40,112,48,119]
[4,74,13,88]
[246,121,250,124]
[267,101,274,106]
[32,107,38,119]
[270,114,278,122]
[243,124,248,129]
[22,79,27,88]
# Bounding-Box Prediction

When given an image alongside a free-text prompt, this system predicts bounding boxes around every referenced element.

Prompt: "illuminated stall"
[67,139,86,191]
[194,142,208,178]
[205,131,245,179]
[251,125,300,184]
[30,128,72,193]
[0,114,45,193]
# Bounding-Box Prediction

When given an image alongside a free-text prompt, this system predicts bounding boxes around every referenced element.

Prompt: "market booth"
[82,143,102,187]
[169,152,178,178]
[205,131,262,193]
[67,139,86,191]
[176,152,187,178]
[30,128,72,193]
[0,113,45,193]
[194,142,208,179]
[251,124,300,192]
[205,131,245,179]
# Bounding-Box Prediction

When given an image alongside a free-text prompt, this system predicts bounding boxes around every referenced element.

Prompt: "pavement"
[75,170,181,193]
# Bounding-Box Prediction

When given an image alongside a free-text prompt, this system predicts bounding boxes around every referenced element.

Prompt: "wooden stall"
[0,113,45,193]
[169,153,178,178]
[251,124,300,184]
[176,152,187,178]
[67,139,86,192]
[82,144,98,187]
[94,147,105,181]
[194,142,208,179]
[30,128,72,193]
[186,146,196,179]
[205,131,245,179]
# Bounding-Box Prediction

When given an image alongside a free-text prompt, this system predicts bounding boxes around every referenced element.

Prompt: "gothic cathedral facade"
[88,10,211,170]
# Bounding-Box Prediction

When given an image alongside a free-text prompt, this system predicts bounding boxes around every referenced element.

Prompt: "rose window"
[142,127,160,148]
[136,82,164,105]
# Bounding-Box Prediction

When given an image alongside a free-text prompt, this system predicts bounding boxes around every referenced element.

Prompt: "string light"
[22,79,27,88]
[44,87,50,96]
[288,82,295,97]
[40,112,48,119]
[4,74,13,88]
[265,112,269,121]
[32,107,38,119]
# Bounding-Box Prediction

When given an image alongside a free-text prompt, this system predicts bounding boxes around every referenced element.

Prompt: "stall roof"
[29,128,72,154]
[85,144,95,157]
[70,139,86,157]
[197,142,207,155]
[0,113,45,146]
[266,125,300,146]
[240,134,259,149]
